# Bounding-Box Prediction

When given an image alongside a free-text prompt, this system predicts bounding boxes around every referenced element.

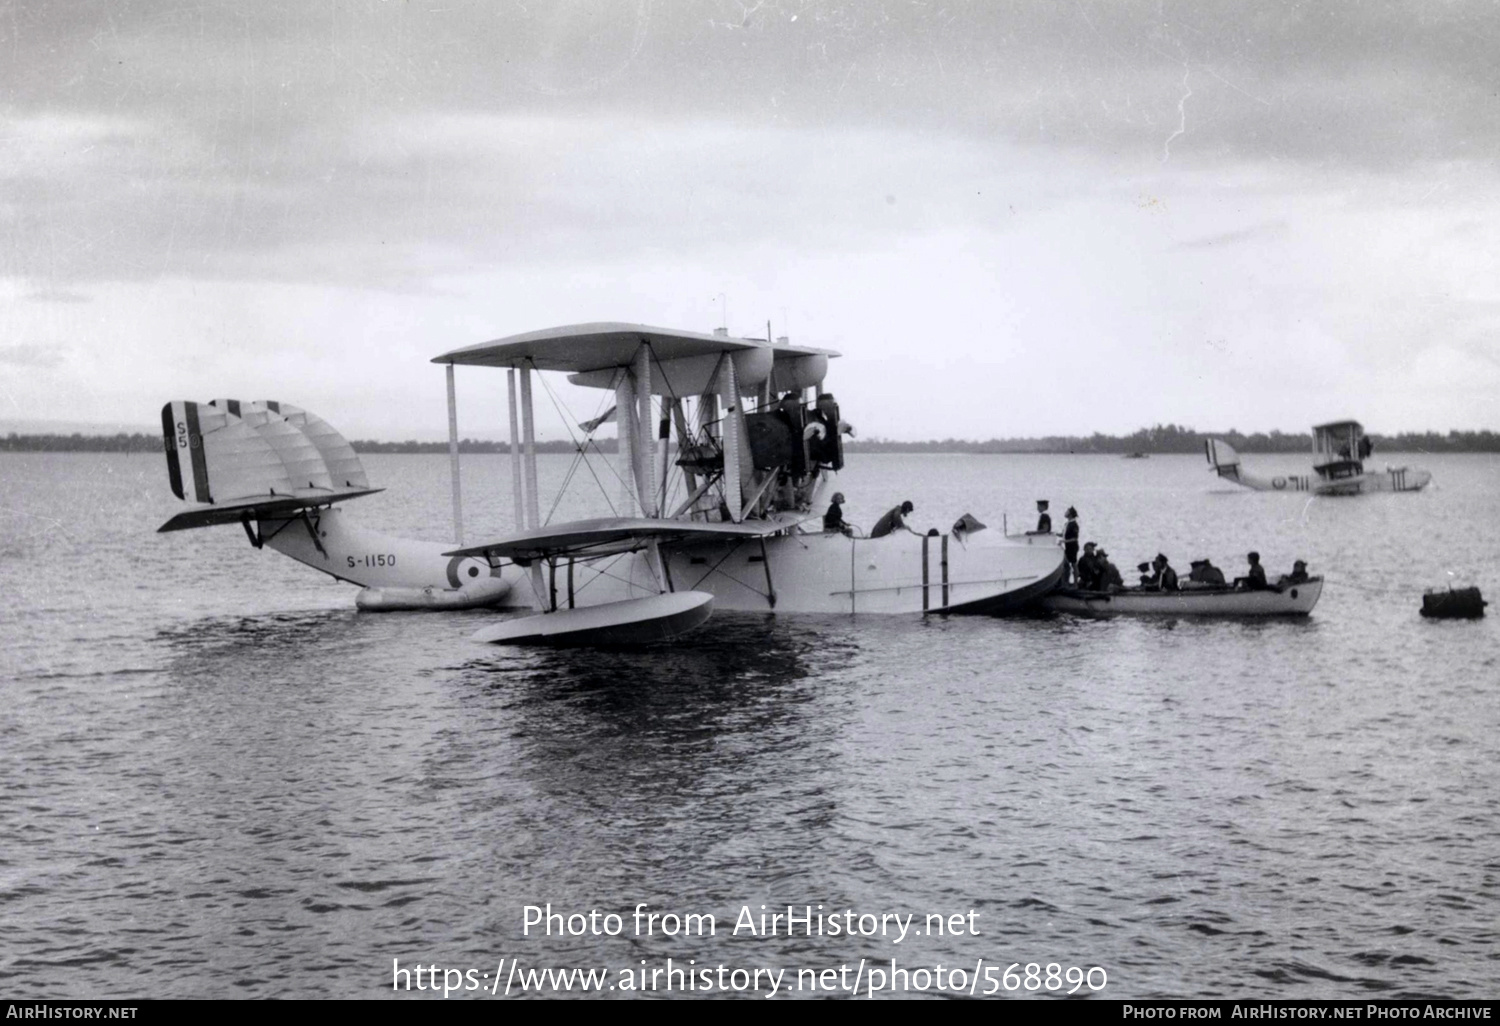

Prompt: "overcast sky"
[3,0,1498,441]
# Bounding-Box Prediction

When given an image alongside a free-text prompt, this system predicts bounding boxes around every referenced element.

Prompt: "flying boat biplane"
[1205,420,1432,495]
[158,323,1065,644]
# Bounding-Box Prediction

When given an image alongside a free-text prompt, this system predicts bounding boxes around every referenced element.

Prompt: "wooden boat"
[1040,578,1323,617]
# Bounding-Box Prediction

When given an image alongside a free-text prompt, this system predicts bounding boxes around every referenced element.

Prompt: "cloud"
[0,344,67,368]
[1172,221,1288,249]
[25,289,90,303]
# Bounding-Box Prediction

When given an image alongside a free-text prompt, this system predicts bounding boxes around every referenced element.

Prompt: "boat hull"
[1040,578,1323,617]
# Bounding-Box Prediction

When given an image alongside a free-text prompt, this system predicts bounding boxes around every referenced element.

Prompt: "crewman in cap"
[1096,548,1124,591]
[1075,541,1101,591]
[1033,499,1052,534]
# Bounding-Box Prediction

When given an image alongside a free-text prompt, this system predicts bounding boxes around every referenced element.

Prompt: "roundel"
[1272,476,1287,490]
[446,555,498,588]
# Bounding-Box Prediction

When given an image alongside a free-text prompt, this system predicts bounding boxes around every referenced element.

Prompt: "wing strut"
[758,535,777,608]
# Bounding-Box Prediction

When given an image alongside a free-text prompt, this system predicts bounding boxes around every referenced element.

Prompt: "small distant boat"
[1205,420,1431,494]
[1040,579,1323,617]
[1123,451,1149,459]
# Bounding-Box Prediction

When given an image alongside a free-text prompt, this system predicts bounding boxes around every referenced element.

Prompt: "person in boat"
[1031,499,1052,534]
[823,492,849,534]
[1236,551,1268,590]
[1188,559,1226,586]
[870,500,916,538]
[1276,559,1310,588]
[1148,553,1179,591]
[1137,562,1154,586]
[1096,549,1125,592]
[1075,541,1101,590]
[1062,507,1080,583]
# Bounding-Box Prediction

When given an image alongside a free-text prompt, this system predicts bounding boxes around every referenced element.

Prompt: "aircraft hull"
[1225,467,1431,494]
[261,506,516,603]
[541,527,1066,615]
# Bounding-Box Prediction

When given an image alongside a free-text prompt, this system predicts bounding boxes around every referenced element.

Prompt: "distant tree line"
[6,425,1500,454]
[845,424,1500,454]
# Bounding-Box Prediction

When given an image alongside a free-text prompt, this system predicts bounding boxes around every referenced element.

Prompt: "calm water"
[2,450,1497,1000]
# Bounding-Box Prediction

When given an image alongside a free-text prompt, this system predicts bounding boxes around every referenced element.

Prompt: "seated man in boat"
[1276,559,1311,588]
[1075,542,1102,590]
[1148,553,1179,591]
[823,492,850,534]
[870,500,916,538]
[1188,559,1227,586]
[1235,551,1269,590]
[1030,499,1052,534]
[1096,549,1125,592]
[1137,562,1155,586]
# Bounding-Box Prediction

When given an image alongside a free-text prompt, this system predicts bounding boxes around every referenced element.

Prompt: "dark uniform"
[1062,509,1080,583]
[870,503,911,539]
[1242,552,1268,590]
[823,499,846,533]
[1076,547,1101,590]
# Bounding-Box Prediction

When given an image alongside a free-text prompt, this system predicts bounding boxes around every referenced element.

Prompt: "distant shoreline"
[6,426,1499,455]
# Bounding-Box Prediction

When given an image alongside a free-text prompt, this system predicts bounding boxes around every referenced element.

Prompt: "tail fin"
[262,401,370,490]
[1204,438,1241,481]
[159,400,379,531]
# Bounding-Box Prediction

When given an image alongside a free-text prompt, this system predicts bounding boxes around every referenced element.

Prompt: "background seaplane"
[1204,420,1432,495]
[157,323,1065,644]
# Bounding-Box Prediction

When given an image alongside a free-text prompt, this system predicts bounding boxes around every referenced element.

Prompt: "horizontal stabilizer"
[156,488,383,532]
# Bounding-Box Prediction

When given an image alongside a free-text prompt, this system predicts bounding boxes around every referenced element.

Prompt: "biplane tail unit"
[428,323,1065,645]
[157,399,518,611]
[1205,420,1431,495]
